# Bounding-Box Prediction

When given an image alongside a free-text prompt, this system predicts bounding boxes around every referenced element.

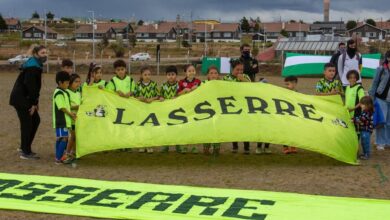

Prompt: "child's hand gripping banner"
[77,81,358,164]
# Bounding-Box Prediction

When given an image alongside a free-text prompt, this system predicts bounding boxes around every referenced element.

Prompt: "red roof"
[22,26,57,34]
[135,24,175,34]
[5,18,20,26]
[284,23,310,32]
[261,22,283,33]
[212,23,240,32]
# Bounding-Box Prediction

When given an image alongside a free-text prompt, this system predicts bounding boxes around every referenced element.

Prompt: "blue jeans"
[375,98,390,145]
[360,131,371,157]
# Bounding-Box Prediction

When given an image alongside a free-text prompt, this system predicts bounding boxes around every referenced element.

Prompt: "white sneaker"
[263,148,272,154]
[147,148,154,153]
[255,147,263,154]
[377,145,385,151]
[138,148,145,153]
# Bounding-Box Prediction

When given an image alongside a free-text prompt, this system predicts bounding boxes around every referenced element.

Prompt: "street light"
[87,10,95,62]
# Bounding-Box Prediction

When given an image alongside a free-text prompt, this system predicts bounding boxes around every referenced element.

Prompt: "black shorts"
[71,125,75,131]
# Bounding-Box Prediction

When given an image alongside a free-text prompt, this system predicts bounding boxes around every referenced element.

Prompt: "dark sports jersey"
[52,88,71,128]
[135,80,159,99]
[315,78,343,94]
[177,77,201,93]
[223,74,251,82]
[160,81,178,99]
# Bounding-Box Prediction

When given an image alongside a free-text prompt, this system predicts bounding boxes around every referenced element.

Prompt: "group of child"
[52,58,372,164]
[315,62,374,160]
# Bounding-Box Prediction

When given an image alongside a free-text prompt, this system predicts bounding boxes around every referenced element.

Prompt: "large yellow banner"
[0,172,389,219]
[76,81,358,164]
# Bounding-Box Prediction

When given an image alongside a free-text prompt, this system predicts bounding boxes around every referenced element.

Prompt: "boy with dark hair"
[53,71,76,164]
[316,63,343,96]
[106,59,137,98]
[61,59,74,75]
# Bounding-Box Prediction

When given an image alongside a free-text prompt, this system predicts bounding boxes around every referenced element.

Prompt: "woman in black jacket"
[9,45,47,159]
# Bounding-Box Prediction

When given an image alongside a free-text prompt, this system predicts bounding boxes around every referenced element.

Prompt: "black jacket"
[240,56,259,79]
[9,57,43,109]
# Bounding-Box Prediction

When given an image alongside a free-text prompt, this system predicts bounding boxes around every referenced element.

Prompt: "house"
[348,23,387,40]
[22,26,58,40]
[74,23,118,42]
[106,22,134,39]
[284,22,310,38]
[374,21,390,37]
[135,24,177,42]
[210,23,241,42]
[310,21,346,36]
[4,18,21,31]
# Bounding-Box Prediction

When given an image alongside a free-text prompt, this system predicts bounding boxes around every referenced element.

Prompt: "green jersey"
[105,75,137,94]
[160,81,178,99]
[53,88,72,128]
[135,80,159,99]
[345,84,365,118]
[223,74,251,82]
[315,78,343,94]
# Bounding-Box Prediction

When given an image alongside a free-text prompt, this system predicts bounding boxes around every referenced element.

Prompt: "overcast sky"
[1,0,389,22]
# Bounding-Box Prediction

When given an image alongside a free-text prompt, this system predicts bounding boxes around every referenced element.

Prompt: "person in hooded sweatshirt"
[9,45,47,160]
[337,39,363,89]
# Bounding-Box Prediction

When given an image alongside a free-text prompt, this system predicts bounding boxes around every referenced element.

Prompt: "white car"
[8,55,29,64]
[54,42,67,47]
[130,53,151,61]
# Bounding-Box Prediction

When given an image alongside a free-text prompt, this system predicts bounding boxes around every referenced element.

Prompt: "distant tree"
[366,18,376,26]
[299,20,305,24]
[280,29,288,37]
[253,22,260,33]
[97,35,109,53]
[240,17,250,33]
[289,20,296,23]
[46,11,54,20]
[0,14,7,30]
[137,20,144,26]
[346,20,357,30]
[32,11,40,19]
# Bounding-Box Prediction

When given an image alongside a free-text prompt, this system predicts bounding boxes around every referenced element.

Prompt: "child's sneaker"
[138,148,146,153]
[20,153,40,160]
[255,147,263,155]
[283,147,291,154]
[359,155,369,160]
[175,146,182,153]
[181,147,188,154]
[263,148,272,154]
[55,159,63,165]
[147,148,154,153]
[161,146,169,153]
[191,147,199,154]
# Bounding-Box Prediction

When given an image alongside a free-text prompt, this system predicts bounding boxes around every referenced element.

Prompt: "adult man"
[337,39,362,87]
[239,44,259,82]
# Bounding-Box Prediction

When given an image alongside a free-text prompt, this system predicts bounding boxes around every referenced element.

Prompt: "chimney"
[324,0,330,22]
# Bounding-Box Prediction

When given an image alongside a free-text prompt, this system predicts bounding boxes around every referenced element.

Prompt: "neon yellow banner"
[0,172,389,220]
[76,81,358,164]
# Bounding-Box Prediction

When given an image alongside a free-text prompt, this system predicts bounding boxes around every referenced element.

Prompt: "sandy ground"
[0,71,389,220]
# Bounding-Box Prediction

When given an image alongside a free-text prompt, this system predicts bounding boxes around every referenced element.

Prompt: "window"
[33,33,41,38]
[223,32,232,38]
[213,32,221,38]
[367,32,376,37]
[25,33,31,38]
[156,33,165,38]
[296,32,304,37]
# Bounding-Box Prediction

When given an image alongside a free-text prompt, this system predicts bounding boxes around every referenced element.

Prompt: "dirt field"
[0,71,389,220]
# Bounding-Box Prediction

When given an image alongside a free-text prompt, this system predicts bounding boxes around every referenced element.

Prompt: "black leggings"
[232,142,250,151]
[15,107,40,155]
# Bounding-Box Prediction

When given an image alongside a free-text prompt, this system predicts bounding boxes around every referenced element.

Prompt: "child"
[283,76,298,154]
[223,59,251,154]
[316,63,343,96]
[63,73,81,164]
[135,66,159,153]
[345,70,365,119]
[256,77,272,155]
[84,63,106,89]
[61,59,74,75]
[354,96,374,160]
[160,65,182,153]
[177,64,202,96]
[53,71,76,164]
[177,64,202,153]
[202,66,221,156]
[106,59,137,98]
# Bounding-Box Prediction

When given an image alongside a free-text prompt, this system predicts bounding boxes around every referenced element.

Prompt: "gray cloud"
[0,0,389,22]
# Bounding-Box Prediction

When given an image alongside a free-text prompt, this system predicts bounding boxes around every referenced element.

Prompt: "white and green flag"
[282,52,381,78]
[201,57,231,74]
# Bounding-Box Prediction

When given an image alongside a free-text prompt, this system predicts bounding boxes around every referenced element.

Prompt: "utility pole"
[88,10,95,62]
[44,9,49,74]
[204,22,207,57]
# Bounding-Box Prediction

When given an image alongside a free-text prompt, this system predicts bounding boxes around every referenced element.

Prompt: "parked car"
[54,41,67,47]
[130,53,151,61]
[8,55,29,64]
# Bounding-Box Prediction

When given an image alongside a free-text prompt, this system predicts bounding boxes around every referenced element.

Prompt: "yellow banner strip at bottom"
[0,172,389,220]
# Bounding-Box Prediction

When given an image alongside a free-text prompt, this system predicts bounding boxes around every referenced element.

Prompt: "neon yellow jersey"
[67,89,81,125]
[52,88,72,128]
[345,84,365,118]
[105,75,137,94]
[82,79,106,88]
